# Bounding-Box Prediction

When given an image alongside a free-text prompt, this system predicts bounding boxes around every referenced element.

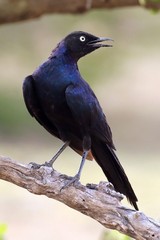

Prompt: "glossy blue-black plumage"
[23,31,138,210]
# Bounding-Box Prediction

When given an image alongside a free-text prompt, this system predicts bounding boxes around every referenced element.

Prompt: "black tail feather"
[91,138,138,210]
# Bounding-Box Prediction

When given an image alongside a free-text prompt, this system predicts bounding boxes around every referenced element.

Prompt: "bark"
[0,0,160,24]
[0,155,160,239]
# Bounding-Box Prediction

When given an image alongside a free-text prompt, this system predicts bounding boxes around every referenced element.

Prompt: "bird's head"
[63,31,113,60]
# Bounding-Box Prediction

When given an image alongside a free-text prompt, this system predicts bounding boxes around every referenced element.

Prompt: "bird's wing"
[65,83,115,149]
[23,75,93,160]
[23,75,59,137]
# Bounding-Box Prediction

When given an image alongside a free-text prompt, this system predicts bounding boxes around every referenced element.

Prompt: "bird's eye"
[79,36,86,42]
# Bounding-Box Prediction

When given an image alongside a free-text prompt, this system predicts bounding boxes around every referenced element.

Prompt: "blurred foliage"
[101,231,133,240]
[0,224,7,240]
[0,90,25,134]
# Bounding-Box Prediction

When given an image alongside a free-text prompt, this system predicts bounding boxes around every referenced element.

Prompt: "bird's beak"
[88,37,113,48]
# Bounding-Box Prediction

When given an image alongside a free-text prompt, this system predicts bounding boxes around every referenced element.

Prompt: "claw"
[29,162,43,169]
[29,161,53,169]
[61,174,80,190]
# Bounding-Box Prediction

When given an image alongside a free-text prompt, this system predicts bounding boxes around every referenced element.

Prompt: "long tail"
[91,138,138,210]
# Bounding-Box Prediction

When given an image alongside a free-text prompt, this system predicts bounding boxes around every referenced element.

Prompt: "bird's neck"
[49,41,78,66]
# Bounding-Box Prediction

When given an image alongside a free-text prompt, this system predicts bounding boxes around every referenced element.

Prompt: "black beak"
[88,37,113,48]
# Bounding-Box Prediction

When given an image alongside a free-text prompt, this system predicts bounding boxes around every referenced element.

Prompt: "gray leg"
[62,150,89,189]
[76,150,88,177]
[45,141,70,167]
[29,141,70,169]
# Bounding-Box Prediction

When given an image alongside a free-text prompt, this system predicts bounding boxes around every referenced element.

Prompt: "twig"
[0,0,160,24]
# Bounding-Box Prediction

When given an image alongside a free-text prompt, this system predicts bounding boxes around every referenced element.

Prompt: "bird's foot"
[43,160,54,168]
[29,162,44,169]
[61,174,80,190]
[43,154,60,168]
[29,161,53,169]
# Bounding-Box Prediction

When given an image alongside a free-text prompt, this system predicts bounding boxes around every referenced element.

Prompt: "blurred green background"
[0,7,160,240]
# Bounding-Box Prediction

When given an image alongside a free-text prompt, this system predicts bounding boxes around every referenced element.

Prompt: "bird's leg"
[62,136,91,187]
[45,141,70,167]
[29,141,69,169]
[76,150,88,178]
[62,150,89,189]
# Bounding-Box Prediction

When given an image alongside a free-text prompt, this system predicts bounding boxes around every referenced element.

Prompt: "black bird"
[23,31,138,210]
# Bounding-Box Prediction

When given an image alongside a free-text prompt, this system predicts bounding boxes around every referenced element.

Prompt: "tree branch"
[0,156,160,239]
[0,0,160,24]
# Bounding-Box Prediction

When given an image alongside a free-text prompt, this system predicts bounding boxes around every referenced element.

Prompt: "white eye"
[80,36,86,42]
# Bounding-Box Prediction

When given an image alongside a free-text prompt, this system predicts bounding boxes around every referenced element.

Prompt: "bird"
[23,31,138,210]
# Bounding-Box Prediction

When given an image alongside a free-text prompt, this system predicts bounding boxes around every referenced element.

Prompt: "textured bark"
[0,0,160,24]
[0,155,160,239]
